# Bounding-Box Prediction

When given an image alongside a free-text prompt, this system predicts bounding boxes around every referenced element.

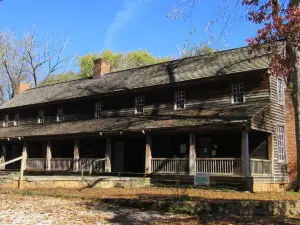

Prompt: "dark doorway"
[112,141,124,172]
[6,142,22,169]
[124,138,145,173]
[111,137,145,173]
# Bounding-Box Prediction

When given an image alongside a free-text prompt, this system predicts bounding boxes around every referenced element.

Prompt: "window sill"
[174,108,186,111]
[231,102,245,105]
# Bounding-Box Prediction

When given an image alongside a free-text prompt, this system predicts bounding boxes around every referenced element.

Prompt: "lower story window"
[277,125,286,162]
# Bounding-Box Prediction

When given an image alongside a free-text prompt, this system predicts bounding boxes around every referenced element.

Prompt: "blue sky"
[0,0,260,68]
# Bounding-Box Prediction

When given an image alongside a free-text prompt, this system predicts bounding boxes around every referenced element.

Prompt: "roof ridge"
[25,41,285,92]
[28,77,92,91]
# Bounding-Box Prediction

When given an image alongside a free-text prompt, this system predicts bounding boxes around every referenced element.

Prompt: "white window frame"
[231,83,245,104]
[3,115,8,127]
[13,112,20,126]
[38,109,45,124]
[95,101,103,118]
[174,90,186,110]
[134,96,145,114]
[277,125,286,163]
[56,108,64,122]
[277,77,284,105]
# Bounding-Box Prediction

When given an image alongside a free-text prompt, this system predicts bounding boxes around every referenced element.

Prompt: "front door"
[112,141,124,172]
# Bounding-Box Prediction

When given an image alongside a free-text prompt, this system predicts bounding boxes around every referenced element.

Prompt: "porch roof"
[0,102,270,138]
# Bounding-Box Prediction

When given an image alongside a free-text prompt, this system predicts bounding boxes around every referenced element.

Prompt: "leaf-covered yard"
[3,186,300,201]
[1,187,300,224]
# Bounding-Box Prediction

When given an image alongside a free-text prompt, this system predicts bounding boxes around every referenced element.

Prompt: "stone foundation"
[0,176,150,189]
[252,183,285,192]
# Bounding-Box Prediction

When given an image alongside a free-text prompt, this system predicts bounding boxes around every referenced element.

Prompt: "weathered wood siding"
[0,72,270,126]
[251,75,288,183]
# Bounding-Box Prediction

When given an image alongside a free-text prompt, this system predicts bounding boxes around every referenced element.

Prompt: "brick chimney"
[93,58,111,78]
[15,83,30,94]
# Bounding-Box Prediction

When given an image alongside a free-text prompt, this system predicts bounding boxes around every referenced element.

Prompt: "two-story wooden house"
[0,42,296,191]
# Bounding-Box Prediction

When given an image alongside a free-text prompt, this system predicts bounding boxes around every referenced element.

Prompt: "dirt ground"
[1,187,300,224]
[3,186,300,201]
[0,193,198,225]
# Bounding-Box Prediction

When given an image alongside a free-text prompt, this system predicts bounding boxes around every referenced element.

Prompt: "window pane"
[14,112,20,126]
[135,96,144,114]
[95,102,103,118]
[277,125,286,162]
[38,110,45,123]
[278,79,284,104]
[57,108,64,122]
[175,91,185,109]
[232,83,244,103]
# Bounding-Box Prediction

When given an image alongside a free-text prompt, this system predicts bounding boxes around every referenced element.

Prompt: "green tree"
[179,43,214,58]
[77,50,172,78]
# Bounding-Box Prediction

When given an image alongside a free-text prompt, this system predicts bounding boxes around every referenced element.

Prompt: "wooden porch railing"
[0,152,27,188]
[26,158,45,170]
[25,158,107,172]
[151,158,189,174]
[250,159,272,176]
[51,158,73,171]
[196,158,242,175]
[78,158,106,173]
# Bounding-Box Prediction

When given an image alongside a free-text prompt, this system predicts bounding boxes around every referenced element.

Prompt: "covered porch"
[148,129,273,177]
[0,127,273,178]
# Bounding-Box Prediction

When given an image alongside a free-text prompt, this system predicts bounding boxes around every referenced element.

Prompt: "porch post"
[73,140,80,171]
[105,137,112,173]
[145,135,152,174]
[268,133,274,176]
[22,141,28,170]
[241,131,250,177]
[45,140,52,171]
[189,133,196,176]
[0,143,7,170]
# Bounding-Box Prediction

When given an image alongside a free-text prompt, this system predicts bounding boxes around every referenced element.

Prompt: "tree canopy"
[77,50,172,78]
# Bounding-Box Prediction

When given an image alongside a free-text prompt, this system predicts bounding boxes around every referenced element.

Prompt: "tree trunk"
[287,41,300,191]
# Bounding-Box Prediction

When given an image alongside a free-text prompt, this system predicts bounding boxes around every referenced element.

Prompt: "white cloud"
[103,0,149,49]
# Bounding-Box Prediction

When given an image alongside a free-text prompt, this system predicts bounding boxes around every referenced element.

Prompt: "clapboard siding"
[251,75,288,183]
[0,72,270,127]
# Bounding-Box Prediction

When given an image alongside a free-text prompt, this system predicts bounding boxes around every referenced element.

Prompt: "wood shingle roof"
[0,42,283,110]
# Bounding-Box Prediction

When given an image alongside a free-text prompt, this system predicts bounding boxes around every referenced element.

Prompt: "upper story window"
[277,78,284,105]
[95,101,103,118]
[174,90,185,110]
[135,96,145,114]
[38,109,45,124]
[231,83,245,104]
[3,115,8,127]
[277,125,286,163]
[56,108,64,122]
[13,112,20,126]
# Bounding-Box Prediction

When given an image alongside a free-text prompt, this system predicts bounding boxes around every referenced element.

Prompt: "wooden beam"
[241,131,250,177]
[145,135,152,174]
[22,141,28,170]
[268,133,275,176]
[0,156,22,167]
[0,144,7,170]
[19,149,27,189]
[73,140,80,171]
[46,140,52,171]
[189,133,196,175]
[105,137,112,173]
